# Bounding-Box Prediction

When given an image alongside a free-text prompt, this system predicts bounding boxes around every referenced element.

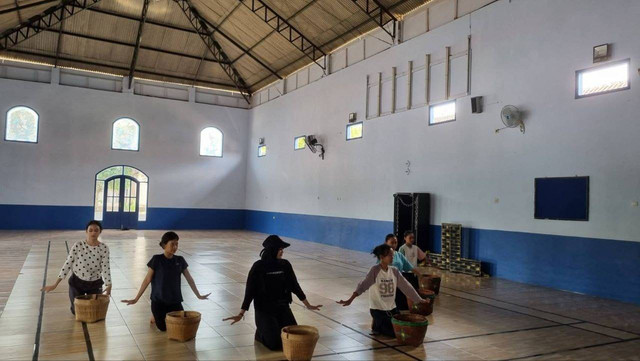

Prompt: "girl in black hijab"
[223,235,322,350]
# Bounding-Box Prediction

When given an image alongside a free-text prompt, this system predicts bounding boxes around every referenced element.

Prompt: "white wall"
[246,0,640,242]
[0,77,250,210]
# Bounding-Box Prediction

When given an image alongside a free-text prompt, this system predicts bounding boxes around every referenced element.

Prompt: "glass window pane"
[138,183,148,221]
[130,182,137,197]
[107,197,113,212]
[113,178,120,195]
[124,179,131,198]
[124,198,130,213]
[429,101,456,125]
[6,106,38,143]
[258,145,267,157]
[107,181,114,197]
[346,123,363,140]
[200,127,223,157]
[294,136,306,150]
[94,181,104,219]
[577,61,629,97]
[97,166,123,180]
[112,118,140,151]
[124,167,148,182]
[130,198,136,212]
[113,196,119,211]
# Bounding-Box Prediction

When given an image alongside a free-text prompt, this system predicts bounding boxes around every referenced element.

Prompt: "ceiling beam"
[128,0,150,88]
[87,5,281,82]
[172,0,251,103]
[13,0,23,23]
[230,0,318,65]
[239,0,326,70]
[4,48,237,89]
[54,18,64,67]
[250,0,414,88]
[350,0,397,39]
[0,0,103,51]
[0,0,58,16]
[41,28,227,64]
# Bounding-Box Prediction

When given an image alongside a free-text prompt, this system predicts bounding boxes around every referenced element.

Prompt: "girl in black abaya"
[223,235,322,350]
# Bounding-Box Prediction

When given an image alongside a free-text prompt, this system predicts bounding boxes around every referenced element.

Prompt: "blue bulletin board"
[535,176,589,221]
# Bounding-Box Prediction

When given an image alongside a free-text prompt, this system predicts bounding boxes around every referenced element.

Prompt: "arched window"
[5,106,39,143]
[94,165,148,222]
[112,118,140,151]
[200,127,223,157]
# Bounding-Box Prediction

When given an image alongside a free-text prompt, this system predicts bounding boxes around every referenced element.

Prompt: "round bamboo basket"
[419,274,441,294]
[166,311,201,342]
[391,314,429,347]
[74,294,109,323]
[281,325,319,361]
[407,289,435,316]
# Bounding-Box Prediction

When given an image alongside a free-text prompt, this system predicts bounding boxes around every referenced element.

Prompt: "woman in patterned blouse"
[42,220,112,315]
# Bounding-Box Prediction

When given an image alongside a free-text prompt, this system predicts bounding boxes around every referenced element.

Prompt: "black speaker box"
[393,193,431,251]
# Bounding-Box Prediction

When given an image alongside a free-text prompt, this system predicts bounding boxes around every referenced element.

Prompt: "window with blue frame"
[346,122,363,140]
[258,145,267,157]
[5,106,38,143]
[429,101,456,125]
[112,118,140,151]
[576,59,630,98]
[200,127,223,157]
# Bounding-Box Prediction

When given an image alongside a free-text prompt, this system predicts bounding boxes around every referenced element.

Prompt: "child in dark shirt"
[121,231,210,331]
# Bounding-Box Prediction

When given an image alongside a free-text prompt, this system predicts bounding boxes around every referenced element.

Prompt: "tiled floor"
[0,230,639,360]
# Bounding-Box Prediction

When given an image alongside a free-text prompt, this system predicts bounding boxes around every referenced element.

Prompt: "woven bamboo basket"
[407,289,436,316]
[74,294,109,323]
[419,274,441,294]
[281,325,319,361]
[166,311,201,342]
[391,314,429,347]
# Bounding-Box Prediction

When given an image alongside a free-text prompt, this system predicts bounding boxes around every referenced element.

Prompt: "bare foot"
[150,316,155,324]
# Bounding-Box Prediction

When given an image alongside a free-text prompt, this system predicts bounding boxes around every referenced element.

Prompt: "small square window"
[576,59,630,98]
[346,122,363,140]
[258,145,267,157]
[429,101,456,125]
[294,136,306,150]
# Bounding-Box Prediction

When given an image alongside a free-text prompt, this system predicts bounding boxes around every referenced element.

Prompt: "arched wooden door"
[102,176,139,230]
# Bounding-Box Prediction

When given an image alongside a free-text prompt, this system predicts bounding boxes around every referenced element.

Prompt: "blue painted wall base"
[244,210,640,305]
[0,204,245,230]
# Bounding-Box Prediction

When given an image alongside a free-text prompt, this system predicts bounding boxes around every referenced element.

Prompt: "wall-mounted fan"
[495,105,525,134]
[306,135,325,160]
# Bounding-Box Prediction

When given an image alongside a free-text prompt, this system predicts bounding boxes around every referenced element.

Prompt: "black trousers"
[395,272,419,311]
[254,306,297,350]
[68,274,103,315]
[151,301,184,331]
[370,308,399,338]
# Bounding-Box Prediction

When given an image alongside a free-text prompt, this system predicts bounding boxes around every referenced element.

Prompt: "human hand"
[222,314,244,325]
[103,285,112,296]
[41,284,57,293]
[305,303,322,310]
[337,298,353,307]
[197,293,211,300]
[121,298,138,305]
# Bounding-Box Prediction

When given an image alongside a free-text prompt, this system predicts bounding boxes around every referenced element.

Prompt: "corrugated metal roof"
[0,0,431,94]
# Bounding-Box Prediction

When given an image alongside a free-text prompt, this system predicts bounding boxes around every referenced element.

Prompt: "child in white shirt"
[337,244,427,337]
[398,230,427,267]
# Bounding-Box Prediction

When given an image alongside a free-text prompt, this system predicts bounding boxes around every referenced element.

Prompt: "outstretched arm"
[286,261,322,310]
[337,266,378,306]
[121,268,154,305]
[42,242,77,292]
[183,269,210,300]
[224,263,258,325]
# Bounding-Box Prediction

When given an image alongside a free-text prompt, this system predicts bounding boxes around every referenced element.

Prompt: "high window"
[200,127,223,157]
[112,118,140,151]
[5,106,38,143]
